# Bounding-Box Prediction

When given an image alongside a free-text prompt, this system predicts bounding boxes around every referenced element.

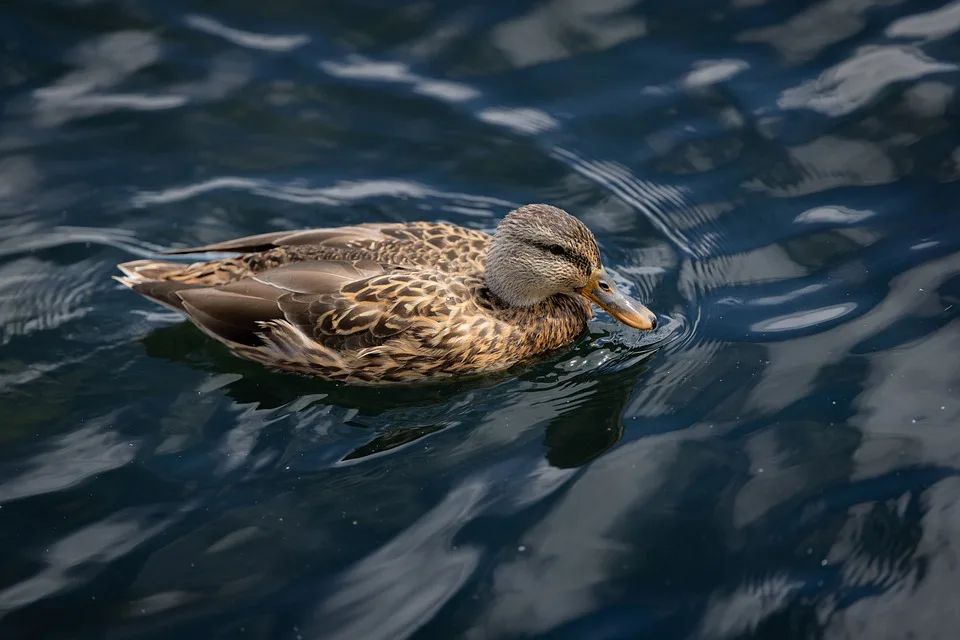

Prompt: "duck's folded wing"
[160,222,491,275]
[161,224,407,255]
[173,260,433,352]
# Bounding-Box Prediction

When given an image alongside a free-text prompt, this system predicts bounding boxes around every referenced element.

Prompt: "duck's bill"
[579,274,657,330]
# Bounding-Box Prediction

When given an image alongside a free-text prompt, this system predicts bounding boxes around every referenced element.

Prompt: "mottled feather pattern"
[116,220,592,383]
[160,222,492,285]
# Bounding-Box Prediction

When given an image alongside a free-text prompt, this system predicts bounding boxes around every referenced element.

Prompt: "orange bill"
[578,270,657,330]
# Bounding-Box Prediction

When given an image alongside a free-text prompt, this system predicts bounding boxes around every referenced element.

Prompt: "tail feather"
[113,277,201,312]
[117,259,187,284]
[115,260,209,311]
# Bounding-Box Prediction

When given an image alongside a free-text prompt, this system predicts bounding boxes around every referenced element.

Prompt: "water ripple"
[132,177,514,214]
[779,46,957,118]
[0,257,101,345]
[0,413,134,503]
[185,15,310,52]
[751,302,858,334]
[887,1,960,41]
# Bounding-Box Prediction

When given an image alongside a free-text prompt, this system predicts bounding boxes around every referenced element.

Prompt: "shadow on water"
[140,321,524,412]
[140,319,664,466]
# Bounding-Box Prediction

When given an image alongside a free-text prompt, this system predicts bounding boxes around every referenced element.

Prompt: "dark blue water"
[2,0,960,638]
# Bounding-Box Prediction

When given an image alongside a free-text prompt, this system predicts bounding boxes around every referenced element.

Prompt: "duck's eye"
[547,244,566,256]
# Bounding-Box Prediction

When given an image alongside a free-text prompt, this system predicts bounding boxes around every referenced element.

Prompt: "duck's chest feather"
[414,279,593,376]
[225,271,593,384]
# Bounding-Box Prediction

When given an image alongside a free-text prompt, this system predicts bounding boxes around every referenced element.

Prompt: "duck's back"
[150,221,491,287]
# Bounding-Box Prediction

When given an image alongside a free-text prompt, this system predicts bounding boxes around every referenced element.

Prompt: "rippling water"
[1,0,959,638]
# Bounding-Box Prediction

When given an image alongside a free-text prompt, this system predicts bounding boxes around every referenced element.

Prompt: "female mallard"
[116,204,656,383]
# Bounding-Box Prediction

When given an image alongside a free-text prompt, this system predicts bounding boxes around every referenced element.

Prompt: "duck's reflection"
[539,359,654,468]
[140,321,515,411]
[141,321,662,468]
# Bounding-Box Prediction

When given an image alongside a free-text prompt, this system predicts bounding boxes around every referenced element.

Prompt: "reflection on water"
[1,0,960,637]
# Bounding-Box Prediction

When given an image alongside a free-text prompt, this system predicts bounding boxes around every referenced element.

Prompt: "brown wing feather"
[270,271,433,353]
[170,260,449,356]
[162,224,400,255]
[161,222,490,278]
[178,290,282,345]
[249,260,386,293]
[119,222,491,300]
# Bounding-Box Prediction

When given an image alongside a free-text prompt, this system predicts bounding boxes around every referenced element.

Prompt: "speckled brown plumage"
[116,216,594,384]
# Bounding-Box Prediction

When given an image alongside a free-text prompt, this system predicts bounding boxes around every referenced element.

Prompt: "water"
[1,0,959,637]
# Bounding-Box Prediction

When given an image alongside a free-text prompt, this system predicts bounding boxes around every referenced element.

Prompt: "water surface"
[1,0,960,638]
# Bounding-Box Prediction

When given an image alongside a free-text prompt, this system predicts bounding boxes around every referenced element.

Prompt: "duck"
[115,204,657,384]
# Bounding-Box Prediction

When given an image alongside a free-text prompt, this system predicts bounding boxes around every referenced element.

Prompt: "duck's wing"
[162,221,491,273]
[169,260,462,357]
[162,224,397,255]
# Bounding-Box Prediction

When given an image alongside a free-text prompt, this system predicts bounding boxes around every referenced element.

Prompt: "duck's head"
[485,204,657,330]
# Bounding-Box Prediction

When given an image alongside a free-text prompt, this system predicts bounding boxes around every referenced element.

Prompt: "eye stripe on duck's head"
[523,239,595,273]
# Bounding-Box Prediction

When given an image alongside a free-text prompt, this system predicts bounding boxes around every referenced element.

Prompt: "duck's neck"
[484,247,549,307]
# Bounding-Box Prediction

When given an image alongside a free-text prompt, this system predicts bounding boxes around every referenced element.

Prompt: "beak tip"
[623,306,656,331]
[613,308,658,331]
[633,313,656,331]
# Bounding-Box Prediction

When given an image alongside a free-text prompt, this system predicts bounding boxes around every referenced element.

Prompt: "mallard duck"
[116,204,656,383]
